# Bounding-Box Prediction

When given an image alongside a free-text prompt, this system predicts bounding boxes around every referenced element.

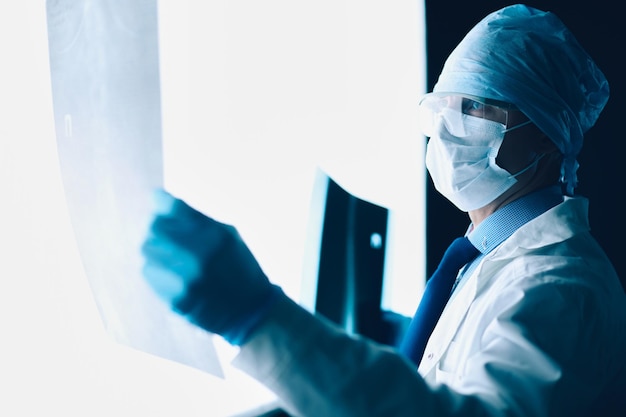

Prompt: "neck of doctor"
[468,151,563,227]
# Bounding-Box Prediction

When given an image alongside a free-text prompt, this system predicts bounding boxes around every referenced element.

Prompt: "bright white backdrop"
[0,2,425,415]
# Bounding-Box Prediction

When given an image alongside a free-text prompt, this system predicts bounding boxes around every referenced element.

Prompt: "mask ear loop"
[510,153,546,178]
[501,114,543,176]
[501,111,543,177]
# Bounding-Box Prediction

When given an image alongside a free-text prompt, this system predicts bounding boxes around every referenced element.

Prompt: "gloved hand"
[141,189,282,345]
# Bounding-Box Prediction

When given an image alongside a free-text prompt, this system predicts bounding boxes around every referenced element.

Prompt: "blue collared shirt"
[451,185,564,295]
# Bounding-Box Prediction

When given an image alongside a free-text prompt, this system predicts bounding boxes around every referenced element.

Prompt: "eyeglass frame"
[417,93,526,136]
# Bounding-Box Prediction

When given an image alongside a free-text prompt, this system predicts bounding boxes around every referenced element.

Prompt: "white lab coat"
[233,197,626,417]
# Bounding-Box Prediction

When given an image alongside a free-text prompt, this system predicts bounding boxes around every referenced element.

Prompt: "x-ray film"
[46,0,222,377]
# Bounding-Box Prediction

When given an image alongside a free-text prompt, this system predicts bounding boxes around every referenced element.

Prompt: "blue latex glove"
[141,189,282,345]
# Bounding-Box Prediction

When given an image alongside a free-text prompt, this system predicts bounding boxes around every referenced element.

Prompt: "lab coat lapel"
[417,269,478,376]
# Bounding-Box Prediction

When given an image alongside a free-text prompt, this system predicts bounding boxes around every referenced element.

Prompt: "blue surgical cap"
[432,4,609,195]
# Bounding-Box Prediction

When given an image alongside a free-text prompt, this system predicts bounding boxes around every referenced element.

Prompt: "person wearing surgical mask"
[419,94,561,213]
[140,4,626,417]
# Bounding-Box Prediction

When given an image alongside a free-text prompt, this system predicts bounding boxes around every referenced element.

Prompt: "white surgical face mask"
[425,110,535,211]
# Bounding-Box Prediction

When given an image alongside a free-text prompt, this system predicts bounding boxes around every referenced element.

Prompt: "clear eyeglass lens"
[418,95,511,137]
[460,98,508,124]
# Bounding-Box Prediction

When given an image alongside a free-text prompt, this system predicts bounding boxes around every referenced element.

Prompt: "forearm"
[232,293,492,417]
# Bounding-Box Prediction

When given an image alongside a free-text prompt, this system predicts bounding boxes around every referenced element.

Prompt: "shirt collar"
[467,185,564,255]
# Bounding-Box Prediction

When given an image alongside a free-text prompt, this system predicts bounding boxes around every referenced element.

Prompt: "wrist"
[224,284,285,345]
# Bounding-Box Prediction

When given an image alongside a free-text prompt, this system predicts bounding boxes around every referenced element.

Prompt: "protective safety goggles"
[418,94,520,138]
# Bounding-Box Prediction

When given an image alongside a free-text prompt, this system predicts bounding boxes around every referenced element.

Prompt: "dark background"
[424,1,625,290]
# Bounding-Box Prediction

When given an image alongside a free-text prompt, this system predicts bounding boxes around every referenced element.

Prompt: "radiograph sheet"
[46,0,222,377]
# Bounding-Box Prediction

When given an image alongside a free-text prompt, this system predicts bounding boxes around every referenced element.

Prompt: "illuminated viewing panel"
[1,1,425,416]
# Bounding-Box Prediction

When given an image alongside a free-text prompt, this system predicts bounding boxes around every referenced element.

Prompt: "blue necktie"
[399,236,479,366]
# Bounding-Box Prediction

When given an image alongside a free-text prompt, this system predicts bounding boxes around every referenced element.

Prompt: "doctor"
[140,4,626,417]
